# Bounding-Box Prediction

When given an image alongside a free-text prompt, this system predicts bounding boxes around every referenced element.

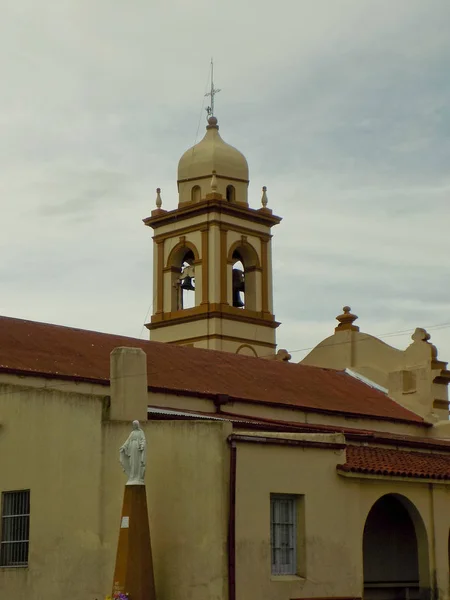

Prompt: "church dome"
[177,117,249,183]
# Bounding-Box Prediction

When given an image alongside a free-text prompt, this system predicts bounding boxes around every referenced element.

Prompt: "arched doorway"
[363,494,430,600]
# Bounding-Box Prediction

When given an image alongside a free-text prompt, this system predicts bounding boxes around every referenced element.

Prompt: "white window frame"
[0,490,30,568]
[270,494,297,575]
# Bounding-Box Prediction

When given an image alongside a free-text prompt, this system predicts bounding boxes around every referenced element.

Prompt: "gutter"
[228,433,346,451]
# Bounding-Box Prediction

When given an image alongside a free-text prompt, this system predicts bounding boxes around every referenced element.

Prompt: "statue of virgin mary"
[119,420,147,485]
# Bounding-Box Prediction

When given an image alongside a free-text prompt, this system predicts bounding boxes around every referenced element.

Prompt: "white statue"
[119,420,146,485]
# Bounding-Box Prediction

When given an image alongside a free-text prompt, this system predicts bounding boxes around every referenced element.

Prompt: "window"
[226,185,235,202]
[191,185,201,202]
[271,494,297,575]
[0,490,30,567]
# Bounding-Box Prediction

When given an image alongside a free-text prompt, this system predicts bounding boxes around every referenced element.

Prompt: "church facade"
[0,116,449,600]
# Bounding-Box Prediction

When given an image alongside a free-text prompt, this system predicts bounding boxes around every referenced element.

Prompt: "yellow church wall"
[101,420,231,600]
[177,178,249,205]
[266,240,274,314]
[219,395,432,438]
[226,229,262,254]
[0,372,108,396]
[1,373,449,600]
[0,383,105,600]
[234,437,450,600]
[151,214,209,239]
[0,380,232,600]
[149,315,276,353]
[218,213,272,236]
[209,223,222,304]
[302,324,449,421]
[163,230,202,264]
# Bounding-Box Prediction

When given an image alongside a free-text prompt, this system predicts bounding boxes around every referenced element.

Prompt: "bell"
[232,268,245,308]
[233,290,245,308]
[180,275,195,291]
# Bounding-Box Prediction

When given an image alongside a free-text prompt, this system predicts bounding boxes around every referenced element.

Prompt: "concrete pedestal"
[112,485,156,600]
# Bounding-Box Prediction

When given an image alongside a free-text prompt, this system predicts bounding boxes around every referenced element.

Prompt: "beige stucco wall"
[1,367,449,600]
[0,383,105,600]
[302,328,450,421]
[234,438,450,600]
[0,380,231,600]
[149,204,277,355]
[102,420,231,600]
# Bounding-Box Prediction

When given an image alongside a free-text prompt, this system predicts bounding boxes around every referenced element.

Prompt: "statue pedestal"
[112,485,156,600]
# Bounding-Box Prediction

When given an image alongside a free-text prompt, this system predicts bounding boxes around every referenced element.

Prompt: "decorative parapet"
[302,308,449,421]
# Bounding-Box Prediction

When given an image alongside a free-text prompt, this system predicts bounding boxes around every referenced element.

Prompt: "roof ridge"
[0,314,426,426]
[0,314,345,371]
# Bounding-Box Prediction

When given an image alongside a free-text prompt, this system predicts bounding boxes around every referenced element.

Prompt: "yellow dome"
[177,117,249,183]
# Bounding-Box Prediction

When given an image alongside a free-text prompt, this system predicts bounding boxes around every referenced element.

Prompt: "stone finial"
[207,116,219,129]
[335,306,359,332]
[261,186,268,208]
[275,348,291,362]
[411,328,438,359]
[261,348,292,362]
[211,170,218,192]
[155,188,162,209]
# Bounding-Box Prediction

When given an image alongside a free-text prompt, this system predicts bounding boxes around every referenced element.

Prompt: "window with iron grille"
[270,494,297,575]
[0,490,30,567]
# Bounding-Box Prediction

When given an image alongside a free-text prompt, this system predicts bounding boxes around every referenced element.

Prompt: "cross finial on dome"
[205,58,221,120]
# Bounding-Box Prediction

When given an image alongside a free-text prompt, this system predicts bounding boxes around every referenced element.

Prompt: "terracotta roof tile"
[0,315,425,424]
[338,445,450,480]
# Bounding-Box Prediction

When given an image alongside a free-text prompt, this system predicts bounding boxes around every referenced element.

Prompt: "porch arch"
[362,493,430,600]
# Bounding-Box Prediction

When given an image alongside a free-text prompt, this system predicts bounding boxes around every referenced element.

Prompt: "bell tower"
[143,116,281,357]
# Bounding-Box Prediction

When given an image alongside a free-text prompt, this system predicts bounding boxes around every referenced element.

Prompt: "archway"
[226,184,236,202]
[363,494,430,600]
[191,185,201,202]
[228,241,260,311]
[166,242,200,311]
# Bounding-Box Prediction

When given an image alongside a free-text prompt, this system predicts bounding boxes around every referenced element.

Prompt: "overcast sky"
[1,0,450,363]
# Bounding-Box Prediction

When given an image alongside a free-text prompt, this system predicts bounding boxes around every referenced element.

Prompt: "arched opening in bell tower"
[232,255,245,308]
[229,242,260,312]
[166,242,200,312]
[179,250,196,309]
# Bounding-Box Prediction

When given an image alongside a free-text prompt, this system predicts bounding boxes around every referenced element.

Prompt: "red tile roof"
[0,315,425,424]
[338,445,450,480]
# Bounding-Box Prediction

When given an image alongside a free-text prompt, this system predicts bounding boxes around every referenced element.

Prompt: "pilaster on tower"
[143,116,282,358]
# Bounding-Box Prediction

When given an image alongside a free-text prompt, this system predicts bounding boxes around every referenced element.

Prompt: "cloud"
[1,0,449,365]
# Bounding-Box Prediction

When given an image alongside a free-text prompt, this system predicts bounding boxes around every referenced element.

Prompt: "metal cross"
[205,58,221,118]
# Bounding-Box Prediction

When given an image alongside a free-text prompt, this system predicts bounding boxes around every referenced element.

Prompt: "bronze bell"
[232,268,245,308]
[180,275,195,291]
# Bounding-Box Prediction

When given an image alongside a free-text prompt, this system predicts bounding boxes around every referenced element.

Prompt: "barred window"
[0,490,30,567]
[270,494,297,575]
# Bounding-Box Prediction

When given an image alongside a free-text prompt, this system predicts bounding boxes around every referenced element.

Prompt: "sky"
[1,0,450,363]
